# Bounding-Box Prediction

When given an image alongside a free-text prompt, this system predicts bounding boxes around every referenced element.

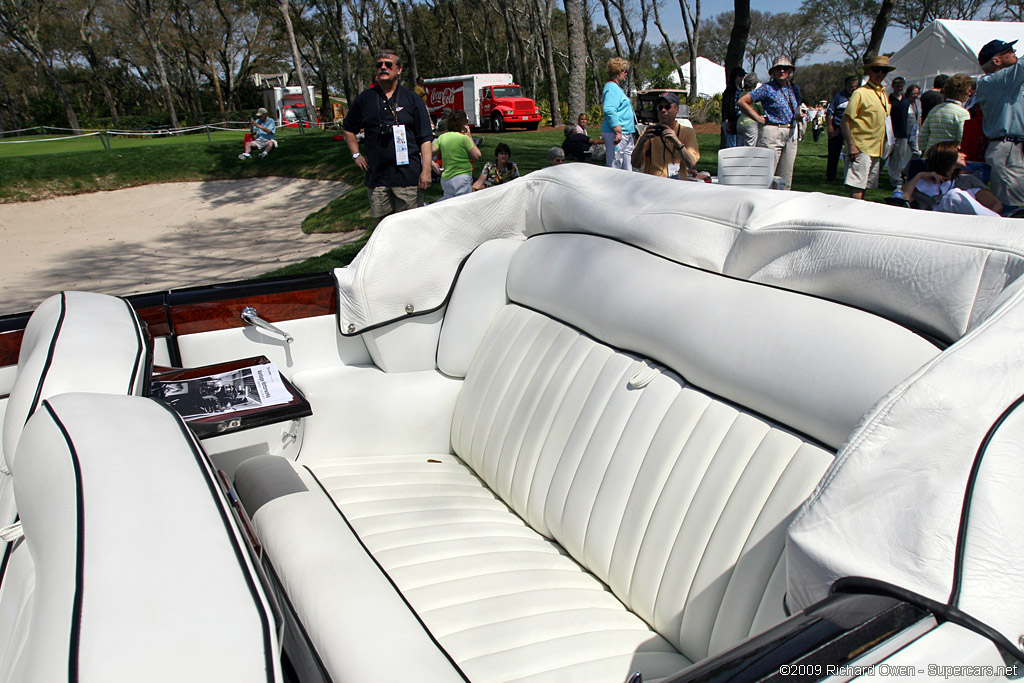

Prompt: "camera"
[648,124,666,135]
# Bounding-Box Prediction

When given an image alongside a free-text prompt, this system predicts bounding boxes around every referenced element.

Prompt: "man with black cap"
[631,92,699,179]
[976,39,1024,205]
[738,56,803,190]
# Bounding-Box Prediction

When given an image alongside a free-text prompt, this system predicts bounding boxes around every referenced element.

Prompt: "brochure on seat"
[151,361,294,419]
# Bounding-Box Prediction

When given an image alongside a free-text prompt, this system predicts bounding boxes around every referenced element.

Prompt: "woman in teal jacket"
[602,57,636,170]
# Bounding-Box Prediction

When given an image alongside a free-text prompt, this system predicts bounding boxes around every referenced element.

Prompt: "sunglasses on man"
[869,66,889,74]
[657,103,674,110]
[376,60,395,69]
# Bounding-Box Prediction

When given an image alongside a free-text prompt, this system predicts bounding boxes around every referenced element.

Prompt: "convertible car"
[1,165,1022,682]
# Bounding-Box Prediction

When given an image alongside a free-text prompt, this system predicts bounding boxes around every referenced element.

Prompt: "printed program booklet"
[151,361,294,419]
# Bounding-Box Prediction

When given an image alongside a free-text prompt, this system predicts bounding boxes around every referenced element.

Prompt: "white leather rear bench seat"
[234,234,941,682]
[0,291,148,564]
[0,393,282,682]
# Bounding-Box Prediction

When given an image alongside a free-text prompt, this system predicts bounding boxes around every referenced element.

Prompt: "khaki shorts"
[844,152,882,191]
[369,185,423,218]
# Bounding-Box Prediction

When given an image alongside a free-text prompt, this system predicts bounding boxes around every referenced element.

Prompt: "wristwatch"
[352,153,361,159]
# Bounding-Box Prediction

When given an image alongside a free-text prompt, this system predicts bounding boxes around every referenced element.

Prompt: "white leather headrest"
[506,233,940,449]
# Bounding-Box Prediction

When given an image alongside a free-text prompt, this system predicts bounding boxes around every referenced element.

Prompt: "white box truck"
[422,74,541,132]
[261,86,318,127]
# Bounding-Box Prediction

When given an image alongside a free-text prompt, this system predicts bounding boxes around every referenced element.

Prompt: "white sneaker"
[238,153,251,160]
[259,151,268,158]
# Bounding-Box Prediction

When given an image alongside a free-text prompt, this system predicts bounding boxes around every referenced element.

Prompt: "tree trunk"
[564,0,587,121]
[582,0,603,104]
[387,0,418,81]
[150,39,181,129]
[678,0,701,104]
[496,0,522,83]
[534,0,562,126]
[721,0,749,147]
[281,0,317,115]
[724,0,750,78]
[598,0,624,58]
[208,50,227,119]
[863,0,895,61]
[652,0,686,86]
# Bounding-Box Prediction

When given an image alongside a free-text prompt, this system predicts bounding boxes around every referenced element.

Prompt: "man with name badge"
[344,50,434,218]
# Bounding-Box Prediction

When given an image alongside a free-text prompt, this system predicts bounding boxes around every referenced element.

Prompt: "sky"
[640,0,914,65]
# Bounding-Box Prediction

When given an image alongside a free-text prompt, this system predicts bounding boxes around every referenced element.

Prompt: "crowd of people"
[260,42,1024,221]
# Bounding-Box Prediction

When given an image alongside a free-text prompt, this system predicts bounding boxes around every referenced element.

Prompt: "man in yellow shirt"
[631,92,700,179]
[841,56,895,199]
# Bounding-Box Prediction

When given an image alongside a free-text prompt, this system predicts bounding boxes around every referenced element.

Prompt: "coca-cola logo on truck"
[426,83,464,113]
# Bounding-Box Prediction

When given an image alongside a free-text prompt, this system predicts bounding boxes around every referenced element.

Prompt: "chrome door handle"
[241,306,294,344]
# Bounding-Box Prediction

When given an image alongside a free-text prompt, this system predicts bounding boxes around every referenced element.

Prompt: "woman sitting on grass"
[904,141,1009,217]
[432,110,481,200]
[472,143,520,191]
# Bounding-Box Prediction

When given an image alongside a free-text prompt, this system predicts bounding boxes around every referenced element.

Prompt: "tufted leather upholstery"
[238,234,938,681]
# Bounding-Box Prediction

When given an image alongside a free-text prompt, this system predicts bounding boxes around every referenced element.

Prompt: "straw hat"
[862,55,896,74]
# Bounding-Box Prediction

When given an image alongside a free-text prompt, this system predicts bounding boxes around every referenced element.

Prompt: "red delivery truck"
[423,74,542,132]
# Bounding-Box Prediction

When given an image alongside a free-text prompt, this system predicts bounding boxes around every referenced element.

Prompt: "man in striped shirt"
[918,74,972,156]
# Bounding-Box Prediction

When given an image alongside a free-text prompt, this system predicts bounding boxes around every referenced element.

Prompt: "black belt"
[992,136,1024,144]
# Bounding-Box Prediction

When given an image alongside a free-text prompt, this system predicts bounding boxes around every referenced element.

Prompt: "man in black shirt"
[919,74,948,124]
[561,125,602,161]
[343,50,434,218]
[887,76,911,187]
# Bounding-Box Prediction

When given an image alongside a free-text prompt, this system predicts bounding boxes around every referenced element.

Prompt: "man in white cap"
[738,56,803,190]
[976,39,1024,205]
[841,55,895,200]
[239,107,277,160]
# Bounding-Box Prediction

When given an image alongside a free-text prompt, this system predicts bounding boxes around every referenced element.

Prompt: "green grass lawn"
[0,128,360,202]
[1,126,895,276]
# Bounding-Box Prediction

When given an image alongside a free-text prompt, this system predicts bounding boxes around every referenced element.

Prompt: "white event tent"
[889,19,1024,90]
[667,57,727,96]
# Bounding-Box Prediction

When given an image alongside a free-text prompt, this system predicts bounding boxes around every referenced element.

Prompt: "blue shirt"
[601,82,635,134]
[976,62,1024,139]
[253,117,276,140]
[827,90,853,129]
[750,80,802,125]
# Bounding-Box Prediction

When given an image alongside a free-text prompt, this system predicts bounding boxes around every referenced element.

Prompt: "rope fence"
[0,120,328,149]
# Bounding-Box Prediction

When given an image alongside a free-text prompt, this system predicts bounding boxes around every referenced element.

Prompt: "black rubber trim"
[28,292,68,425]
[510,299,835,453]
[119,296,147,396]
[157,400,278,682]
[519,231,948,350]
[833,576,1024,664]
[0,513,18,590]
[41,401,86,683]
[303,465,473,682]
[0,311,31,333]
[950,391,1024,608]
[340,251,473,338]
[261,554,333,683]
[665,591,928,683]
[434,246,491,370]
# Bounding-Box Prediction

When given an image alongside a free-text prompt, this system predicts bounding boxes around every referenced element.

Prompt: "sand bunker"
[0,177,358,315]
